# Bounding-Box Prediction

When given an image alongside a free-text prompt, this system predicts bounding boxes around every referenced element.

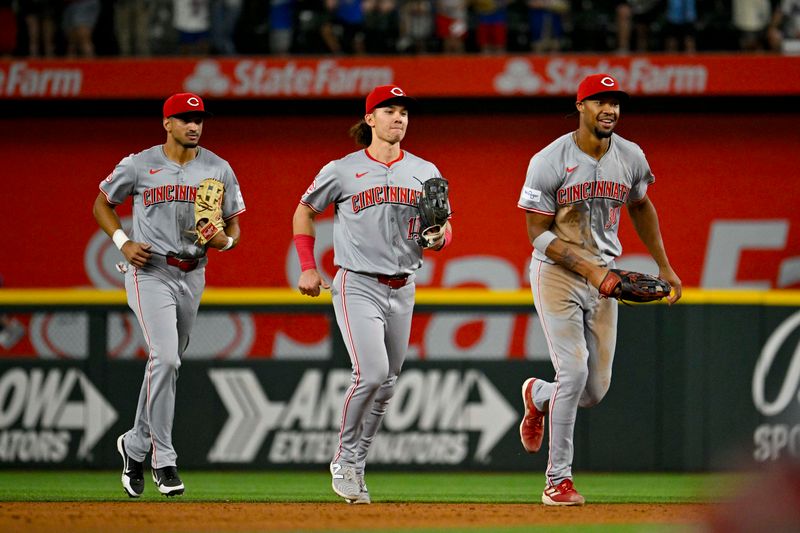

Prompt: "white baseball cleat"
[345,475,371,504]
[330,461,361,500]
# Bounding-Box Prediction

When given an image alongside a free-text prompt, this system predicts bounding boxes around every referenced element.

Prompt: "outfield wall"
[1,53,798,472]
[0,291,797,472]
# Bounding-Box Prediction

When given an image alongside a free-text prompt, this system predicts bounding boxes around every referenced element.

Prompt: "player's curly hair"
[349,120,371,147]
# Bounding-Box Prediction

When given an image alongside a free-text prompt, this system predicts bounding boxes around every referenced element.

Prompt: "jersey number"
[605,206,621,230]
[407,216,421,240]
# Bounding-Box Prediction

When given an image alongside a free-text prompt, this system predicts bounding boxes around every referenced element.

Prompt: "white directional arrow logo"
[58,372,118,459]
[207,369,284,462]
[0,367,117,460]
[456,370,518,461]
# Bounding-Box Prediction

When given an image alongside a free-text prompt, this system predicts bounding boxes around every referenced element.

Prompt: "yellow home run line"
[0,288,799,306]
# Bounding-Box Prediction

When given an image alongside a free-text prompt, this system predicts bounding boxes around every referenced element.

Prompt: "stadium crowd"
[0,0,798,58]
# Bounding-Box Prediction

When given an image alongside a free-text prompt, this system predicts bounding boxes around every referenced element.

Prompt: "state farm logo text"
[494,57,707,96]
[0,62,82,97]
[184,59,393,97]
[752,310,800,461]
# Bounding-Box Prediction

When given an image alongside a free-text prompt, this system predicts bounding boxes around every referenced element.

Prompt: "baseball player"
[292,85,452,504]
[517,73,681,505]
[93,92,246,498]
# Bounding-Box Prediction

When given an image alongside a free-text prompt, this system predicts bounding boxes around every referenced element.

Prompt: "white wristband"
[533,230,558,253]
[220,236,234,251]
[112,229,130,250]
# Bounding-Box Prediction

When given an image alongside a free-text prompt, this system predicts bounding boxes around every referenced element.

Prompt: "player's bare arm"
[525,211,607,288]
[292,203,330,297]
[627,197,682,303]
[92,192,152,267]
[206,216,241,250]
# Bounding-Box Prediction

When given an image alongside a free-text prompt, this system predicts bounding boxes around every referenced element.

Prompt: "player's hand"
[658,266,682,305]
[206,230,230,250]
[587,267,609,290]
[121,241,152,268]
[298,269,330,297]
[426,221,450,251]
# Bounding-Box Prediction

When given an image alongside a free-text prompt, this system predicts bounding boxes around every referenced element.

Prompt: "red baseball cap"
[365,85,416,114]
[163,92,212,118]
[576,74,628,102]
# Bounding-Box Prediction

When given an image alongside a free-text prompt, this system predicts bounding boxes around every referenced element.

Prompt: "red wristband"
[293,234,317,272]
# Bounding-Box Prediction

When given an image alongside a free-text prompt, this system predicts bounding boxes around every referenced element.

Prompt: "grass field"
[0,470,742,503]
[0,471,746,533]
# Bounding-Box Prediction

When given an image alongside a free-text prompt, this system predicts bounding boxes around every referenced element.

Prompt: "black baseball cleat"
[152,466,185,497]
[117,434,144,498]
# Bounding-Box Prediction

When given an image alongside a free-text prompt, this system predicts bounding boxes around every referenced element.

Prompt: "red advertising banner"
[2,54,800,99]
[2,113,799,289]
[2,111,799,359]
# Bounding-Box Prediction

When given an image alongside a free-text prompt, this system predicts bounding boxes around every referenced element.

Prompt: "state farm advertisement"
[1,54,800,99]
[1,112,799,359]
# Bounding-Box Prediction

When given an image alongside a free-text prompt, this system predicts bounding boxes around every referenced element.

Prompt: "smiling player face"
[578,96,620,140]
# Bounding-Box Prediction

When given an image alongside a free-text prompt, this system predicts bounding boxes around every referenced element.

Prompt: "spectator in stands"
[473,0,508,54]
[732,0,776,51]
[769,0,800,53]
[435,0,467,53]
[363,0,400,53]
[567,0,613,52]
[527,0,568,53]
[0,0,16,56]
[20,0,58,57]
[398,0,433,53]
[664,0,696,52]
[616,0,664,53]
[322,0,366,53]
[114,0,152,56]
[210,0,242,54]
[173,0,211,54]
[63,0,101,57]
[269,0,295,54]
[293,0,328,53]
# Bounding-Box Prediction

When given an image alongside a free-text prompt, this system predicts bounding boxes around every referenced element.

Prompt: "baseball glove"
[416,177,450,248]
[598,269,672,303]
[195,178,225,246]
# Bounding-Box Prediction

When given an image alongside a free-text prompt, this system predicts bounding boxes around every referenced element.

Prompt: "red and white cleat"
[542,479,585,506]
[520,377,546,453]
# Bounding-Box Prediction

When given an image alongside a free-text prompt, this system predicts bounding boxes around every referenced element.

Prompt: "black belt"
[166,256,200,272]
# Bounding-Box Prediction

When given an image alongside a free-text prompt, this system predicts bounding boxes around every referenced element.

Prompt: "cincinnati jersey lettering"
[143,184,198,206]
[557,180,630,206]
[352,186,421,213]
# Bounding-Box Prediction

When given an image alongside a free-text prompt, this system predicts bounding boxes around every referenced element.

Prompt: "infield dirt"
[0,502,715,532]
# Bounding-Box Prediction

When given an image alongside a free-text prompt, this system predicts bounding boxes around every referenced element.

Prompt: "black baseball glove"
[416,177,450,248]
[598,269,672,303]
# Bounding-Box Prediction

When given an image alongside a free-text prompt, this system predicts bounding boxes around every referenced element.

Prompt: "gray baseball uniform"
[300,148,443,472]
[517,132,653,486]
[100,145,245,469]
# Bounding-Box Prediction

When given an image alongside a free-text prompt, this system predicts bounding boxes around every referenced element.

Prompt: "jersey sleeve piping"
[627,194,649,206]
[98,185,120,205]
[223,207,246,221]
[518,204,555,215]
[299,200,323,214]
